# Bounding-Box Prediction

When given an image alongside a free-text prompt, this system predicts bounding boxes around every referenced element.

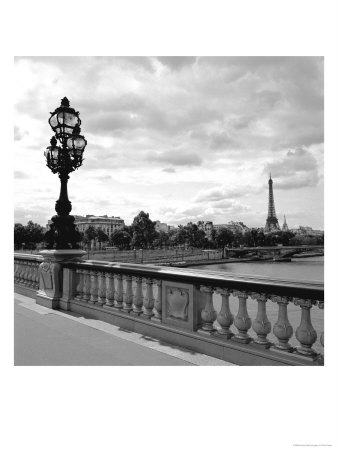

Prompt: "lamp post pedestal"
[36,249,86,310]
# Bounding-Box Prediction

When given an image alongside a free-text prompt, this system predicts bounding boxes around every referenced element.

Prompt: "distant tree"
[25,221,44,249]
[96,228,109,250]
[184,222,207,248]
[214,227,234,256]
[130,211,157,249]
[14,223,28,249]
[153,231,170,248]
[84,226,97,250]
[111,230,132,250]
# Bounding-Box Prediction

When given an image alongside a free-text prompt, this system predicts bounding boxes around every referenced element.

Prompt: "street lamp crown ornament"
[43,97,87,249]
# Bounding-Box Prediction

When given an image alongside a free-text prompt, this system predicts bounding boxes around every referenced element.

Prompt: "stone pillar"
[104,273,115,307]
[36,250,85,309]
[89,270,98,304]
[153,280,162,320]
[132,277,143,315]
[233,291,252,343]
[200,285,217,333]
[123,275,133,312]
[143,278,155,319]
[60,266,77,311]
[114,274,124,309]
[216,288,233,338]
[294,298,317,356]
[75,269,84,300]
[251,293,272,347]
[82,269,91,302]
[97,271,107,306]
[271,296,293,351]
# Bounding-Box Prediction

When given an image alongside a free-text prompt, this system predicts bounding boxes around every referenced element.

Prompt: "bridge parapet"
[14,253,324,366]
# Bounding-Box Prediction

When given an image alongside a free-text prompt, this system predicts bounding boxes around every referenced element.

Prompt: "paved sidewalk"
[14,293,235,366]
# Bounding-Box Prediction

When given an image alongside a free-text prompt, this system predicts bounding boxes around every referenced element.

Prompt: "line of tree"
[14,214,324,252]
[14,221,45,250]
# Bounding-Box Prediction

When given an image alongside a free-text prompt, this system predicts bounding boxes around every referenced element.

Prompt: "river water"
[194,256,324,354]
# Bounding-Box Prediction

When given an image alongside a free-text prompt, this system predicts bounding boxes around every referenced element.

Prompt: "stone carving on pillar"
[200,285,216,332]
[215,288,233,338]
[294,298,317,356]
[143,278,155,318]
[233,291,252,343]
[271,295,293,351]
[39,261,62,298]
[36,249,86,309]
[167,287,189,321]
[251,293,272,347]
[123,275,133,312]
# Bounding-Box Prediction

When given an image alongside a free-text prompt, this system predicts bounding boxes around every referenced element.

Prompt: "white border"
[3,1,338,449]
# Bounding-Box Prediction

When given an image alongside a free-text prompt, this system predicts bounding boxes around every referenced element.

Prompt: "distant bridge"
[225,245,324,260]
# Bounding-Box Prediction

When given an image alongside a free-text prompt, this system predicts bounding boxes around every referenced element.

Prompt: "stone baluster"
[114,274,124,309]
[89,271,98,304]
[294,298,317,356]
[200,285,217,332]
[233,291,252,343]
[132,277,144,315]
[123,275,133,312]
[32,263,40,289]
[29,263,36,288]
[153,280,162,320]
[251,293,272,347]
[215,288,233,338]
[82,270,91,302]
[17,262,25,284]
[97,271,107,306]
[105,273,115,306]
[20,262,28,285]
[75,269,84,300]
[143,278,155,318]
[14,261,18,283]
[26,262,33,287]
[318,301,324,348]
[271,296,293,351]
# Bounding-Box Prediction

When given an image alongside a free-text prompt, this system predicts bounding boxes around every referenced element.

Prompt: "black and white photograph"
[14,55,324,367]
[4,1,338,449]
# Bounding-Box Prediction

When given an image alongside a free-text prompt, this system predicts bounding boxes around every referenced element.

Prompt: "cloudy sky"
[14,56,324,229]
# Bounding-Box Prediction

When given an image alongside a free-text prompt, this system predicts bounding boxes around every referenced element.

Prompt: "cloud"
[265,147,320,189]
[193,185,262,202]
[14,171,30,179]
[156,56,196,70]
[14,56,324,229]
[148,151,202,167]
[14,126,28,141]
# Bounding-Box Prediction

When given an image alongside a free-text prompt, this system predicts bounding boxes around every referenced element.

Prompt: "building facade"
[75,215,125,237]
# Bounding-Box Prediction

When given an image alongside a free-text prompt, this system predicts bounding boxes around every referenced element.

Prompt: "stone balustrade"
[14,253,324,366]
[14,254,42,291]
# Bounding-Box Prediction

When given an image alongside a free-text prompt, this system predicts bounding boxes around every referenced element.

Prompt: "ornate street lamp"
[44,97,87,249]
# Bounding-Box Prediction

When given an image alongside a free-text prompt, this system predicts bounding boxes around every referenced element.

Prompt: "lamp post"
[44,97,87,249]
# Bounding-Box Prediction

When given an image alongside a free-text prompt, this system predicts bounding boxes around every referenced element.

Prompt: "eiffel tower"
[264,174,280,233]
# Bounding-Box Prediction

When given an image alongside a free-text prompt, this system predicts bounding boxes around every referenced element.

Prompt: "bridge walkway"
[14,293,235,366]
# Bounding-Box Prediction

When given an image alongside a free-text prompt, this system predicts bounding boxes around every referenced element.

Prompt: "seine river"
[195,256,324,353]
